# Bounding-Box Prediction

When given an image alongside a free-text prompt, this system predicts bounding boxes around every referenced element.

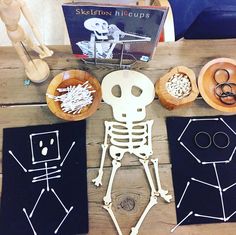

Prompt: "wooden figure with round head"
[0,0,53,83]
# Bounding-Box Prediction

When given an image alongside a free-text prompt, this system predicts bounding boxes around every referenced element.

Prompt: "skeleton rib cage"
[106,120,153,157]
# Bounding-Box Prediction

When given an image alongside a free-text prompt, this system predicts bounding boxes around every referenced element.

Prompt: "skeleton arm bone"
[8,150,27,172]
[92,121,110,186]
[19,0,53,57]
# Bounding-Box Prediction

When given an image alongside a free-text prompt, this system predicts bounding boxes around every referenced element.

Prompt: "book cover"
[62,2,168,62]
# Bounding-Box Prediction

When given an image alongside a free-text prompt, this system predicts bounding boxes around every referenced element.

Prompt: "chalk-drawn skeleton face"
[30,131,60,164]
[102,70,155,122]
[84,18,109,40]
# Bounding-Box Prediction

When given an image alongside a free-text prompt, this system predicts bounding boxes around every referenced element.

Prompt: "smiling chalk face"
[30,131,60,164]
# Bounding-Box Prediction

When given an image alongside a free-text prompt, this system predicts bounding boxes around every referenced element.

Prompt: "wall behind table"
[0,0,147,46]
[0,0,77,46]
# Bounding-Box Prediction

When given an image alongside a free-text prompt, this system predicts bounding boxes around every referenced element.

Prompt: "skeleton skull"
[84,18,109,40]
[102,70,155,122]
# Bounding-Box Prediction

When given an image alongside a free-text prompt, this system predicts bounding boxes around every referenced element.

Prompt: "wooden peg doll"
[0,0,53,83]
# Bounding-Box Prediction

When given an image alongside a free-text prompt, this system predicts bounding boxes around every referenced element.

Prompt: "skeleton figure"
[92,70,171,235]
[8,130,75,235]
[171,117,236,232]
[77,18,151,59]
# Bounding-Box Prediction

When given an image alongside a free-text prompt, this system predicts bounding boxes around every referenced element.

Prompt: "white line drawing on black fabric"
[171,118,236,232]
[8,130,75,235]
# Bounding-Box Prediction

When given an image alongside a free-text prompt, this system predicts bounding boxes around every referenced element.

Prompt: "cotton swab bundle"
[47,81,95,114]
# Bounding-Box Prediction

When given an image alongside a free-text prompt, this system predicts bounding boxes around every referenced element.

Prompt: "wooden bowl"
[155,66,199,110]
[198,58,236,112]
[46,70,102,121]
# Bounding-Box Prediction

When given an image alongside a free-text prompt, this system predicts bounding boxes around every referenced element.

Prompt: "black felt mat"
[0,121,88,235]
[166,115,236,225]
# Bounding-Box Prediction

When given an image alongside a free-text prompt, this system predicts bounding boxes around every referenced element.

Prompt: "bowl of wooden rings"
[46,70,102,121]
[155,66,199,110]
[198,58,236,112]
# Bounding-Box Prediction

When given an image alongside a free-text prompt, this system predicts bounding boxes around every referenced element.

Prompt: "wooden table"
[1,39,236,235]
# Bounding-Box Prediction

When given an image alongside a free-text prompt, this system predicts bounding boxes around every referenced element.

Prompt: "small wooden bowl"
[155,66,199,110]
[198,58,236,112]
[46,70,102,121]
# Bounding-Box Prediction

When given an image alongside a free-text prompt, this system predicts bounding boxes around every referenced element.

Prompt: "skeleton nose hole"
[122,114,126,117]
[112,85,122,98]
[41,147,48,156]
[131,86,143,97]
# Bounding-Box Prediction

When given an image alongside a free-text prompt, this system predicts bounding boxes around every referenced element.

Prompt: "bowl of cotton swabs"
[46,70,102,121]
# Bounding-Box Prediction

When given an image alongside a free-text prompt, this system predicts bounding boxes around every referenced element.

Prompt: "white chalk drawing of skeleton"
[8,130,75,235]
[77,18,151,59]
[171,118,236,232]
[92,70,171,235]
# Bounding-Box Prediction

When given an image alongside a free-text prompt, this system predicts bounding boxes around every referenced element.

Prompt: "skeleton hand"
[92,170,103,187]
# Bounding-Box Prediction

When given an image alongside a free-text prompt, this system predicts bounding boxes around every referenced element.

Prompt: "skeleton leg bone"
[129,159,158,235]
[139,159,157,196]
[103,159,121,205]
[103,203,123,235]
[130,195,158,235]
[151,158,172,203]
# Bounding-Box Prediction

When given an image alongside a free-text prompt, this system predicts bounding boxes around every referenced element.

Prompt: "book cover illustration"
[62,3,168,62]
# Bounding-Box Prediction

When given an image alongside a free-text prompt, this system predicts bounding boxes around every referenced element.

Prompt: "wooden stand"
[25,59,50,83]
[155,66,199,110]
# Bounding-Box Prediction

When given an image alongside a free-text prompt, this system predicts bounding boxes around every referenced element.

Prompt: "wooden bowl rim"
[155,66,199,103]
[198,58,236,112]
[46,70,102,121]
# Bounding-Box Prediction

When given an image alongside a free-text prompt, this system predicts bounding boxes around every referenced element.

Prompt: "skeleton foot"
[103,203,123,235]
[130,195,158,235]
[151,158,172,203]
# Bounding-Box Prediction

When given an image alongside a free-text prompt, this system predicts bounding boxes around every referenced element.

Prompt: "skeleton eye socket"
[50,138,54,145]
[131,86,143,97]
[112,85,122,98]
[39,141,43,148]
[103,22,107,26]
[95,22,100,26]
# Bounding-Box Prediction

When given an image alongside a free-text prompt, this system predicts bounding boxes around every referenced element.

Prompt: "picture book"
[62,2,168,62]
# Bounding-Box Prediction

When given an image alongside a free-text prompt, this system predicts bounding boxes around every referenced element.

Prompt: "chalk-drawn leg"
[23,208,37,235]
[223,182,236,221]
[22,188,46,235]
[171,211,193,233]
[177,177,219,209]
[226,211,236,221]
[51,188,74,234]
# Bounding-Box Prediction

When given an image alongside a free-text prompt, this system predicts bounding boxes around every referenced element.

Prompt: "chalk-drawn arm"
[60,141,76,167]
[8,150,28,172]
